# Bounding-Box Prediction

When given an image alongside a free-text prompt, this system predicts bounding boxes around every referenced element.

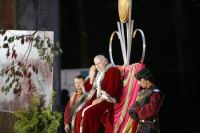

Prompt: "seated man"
[64,75,87,133]
[129,68,164,133]
[81,55,122,133]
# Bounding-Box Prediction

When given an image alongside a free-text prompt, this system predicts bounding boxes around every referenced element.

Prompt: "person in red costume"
[81,55,122,133]
[64,75,87,133]
[70,65,97,133]
[129,68,164,133]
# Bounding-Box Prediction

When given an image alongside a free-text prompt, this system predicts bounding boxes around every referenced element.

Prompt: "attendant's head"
[135,68,155,89]
[89,65,97,78]
[74,75,85,91]
[94,55,108,71]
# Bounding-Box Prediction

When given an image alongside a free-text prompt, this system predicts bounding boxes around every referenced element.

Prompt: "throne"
[108,0,147,132]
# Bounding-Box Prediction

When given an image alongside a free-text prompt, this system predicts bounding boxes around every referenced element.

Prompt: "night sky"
[60,0,200,132]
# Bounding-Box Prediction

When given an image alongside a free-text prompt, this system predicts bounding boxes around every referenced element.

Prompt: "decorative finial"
[118,0,130,23]
[109,0,146,66]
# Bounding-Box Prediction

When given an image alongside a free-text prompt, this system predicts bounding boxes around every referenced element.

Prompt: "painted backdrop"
[0,30,54,112]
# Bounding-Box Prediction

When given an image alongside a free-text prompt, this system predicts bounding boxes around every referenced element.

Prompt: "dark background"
[60,0,199,132]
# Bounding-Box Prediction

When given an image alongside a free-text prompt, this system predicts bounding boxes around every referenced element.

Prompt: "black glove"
[129,106,139,121]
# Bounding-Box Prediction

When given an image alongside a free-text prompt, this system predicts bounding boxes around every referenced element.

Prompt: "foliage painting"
[0,30,61,111]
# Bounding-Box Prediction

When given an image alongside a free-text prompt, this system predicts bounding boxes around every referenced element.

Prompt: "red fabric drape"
[114,63,145,133]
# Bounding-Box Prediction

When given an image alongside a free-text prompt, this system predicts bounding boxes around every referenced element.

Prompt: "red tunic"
[129,88,164,132]
[64,92,82,126]
[73,78,95,133]
[64,78,94,132]
[81,66,122,133]
[134,92,162,120]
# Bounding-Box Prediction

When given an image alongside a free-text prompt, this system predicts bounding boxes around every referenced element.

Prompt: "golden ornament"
[118,0,130,23]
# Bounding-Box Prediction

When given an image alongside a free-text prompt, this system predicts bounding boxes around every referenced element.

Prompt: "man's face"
[137,78,148,89]
[74,78,84,90]
[94,58,105,72]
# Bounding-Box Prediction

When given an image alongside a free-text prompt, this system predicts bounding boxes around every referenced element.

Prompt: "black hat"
[135,68,154,82]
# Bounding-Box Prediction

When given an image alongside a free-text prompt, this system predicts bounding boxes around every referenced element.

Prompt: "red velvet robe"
[81,67,122,133]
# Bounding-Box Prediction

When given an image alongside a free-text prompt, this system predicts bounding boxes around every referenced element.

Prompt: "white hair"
[94,55,108,65]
